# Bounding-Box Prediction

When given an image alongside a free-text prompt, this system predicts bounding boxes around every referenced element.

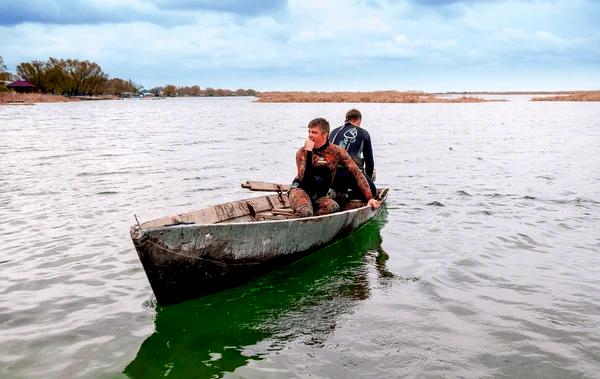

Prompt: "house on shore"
[7,80,38,93]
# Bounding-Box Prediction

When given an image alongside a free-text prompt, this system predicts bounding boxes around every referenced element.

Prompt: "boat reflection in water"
[124,212,390,378]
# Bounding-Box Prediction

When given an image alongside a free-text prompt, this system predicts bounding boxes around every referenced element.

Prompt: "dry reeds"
[256,91,492,103]
[0,92,80,104]
[531,91,600,101]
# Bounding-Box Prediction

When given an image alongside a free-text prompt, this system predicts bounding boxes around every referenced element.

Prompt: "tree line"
[15,58,110,96]
[0,55,256,97]
[151,85,256,97]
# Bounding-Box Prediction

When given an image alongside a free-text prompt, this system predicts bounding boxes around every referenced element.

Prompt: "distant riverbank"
[3,90,599,105]
[531,91,600,101]
[0,92,121,105]
[257,90,600,103]
[256,91,498,103]
[0,92,79,105]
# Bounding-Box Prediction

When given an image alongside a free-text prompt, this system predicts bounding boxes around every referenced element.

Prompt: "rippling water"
[1,97,599,378]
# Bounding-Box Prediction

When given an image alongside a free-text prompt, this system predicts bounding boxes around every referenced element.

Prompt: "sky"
[1,0,599,91]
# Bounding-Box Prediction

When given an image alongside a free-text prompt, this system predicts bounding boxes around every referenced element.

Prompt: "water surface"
[1,97,599,378]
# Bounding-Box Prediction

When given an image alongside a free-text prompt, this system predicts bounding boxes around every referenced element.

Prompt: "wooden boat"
[130,182,389,305]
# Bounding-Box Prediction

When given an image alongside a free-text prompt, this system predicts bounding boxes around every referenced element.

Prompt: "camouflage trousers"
[288,188,340,217]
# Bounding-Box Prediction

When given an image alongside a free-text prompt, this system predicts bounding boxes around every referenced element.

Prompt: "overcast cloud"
[0,0,598,91]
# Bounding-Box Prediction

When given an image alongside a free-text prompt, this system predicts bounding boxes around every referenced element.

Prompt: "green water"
[124,215,389,378]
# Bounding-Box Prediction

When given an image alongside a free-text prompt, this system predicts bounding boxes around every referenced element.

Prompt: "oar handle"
[241,181,291,192]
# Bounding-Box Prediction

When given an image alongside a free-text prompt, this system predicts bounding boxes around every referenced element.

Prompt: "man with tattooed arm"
[289,117,380,217]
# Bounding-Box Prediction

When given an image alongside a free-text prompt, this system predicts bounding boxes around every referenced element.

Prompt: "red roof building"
[7,80,38,93]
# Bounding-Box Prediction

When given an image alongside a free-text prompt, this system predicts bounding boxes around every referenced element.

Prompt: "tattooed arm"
[338,148,373,201]
[337,147,380,209]
[294,148,313,186]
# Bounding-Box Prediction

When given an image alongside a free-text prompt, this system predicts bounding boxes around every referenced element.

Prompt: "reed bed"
[256,91,493,103]
[531,91,600,101]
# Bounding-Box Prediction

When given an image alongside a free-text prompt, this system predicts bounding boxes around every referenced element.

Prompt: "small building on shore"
[7,80,38,93]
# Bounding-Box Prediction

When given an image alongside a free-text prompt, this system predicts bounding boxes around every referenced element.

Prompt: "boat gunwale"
[136,189,389,232]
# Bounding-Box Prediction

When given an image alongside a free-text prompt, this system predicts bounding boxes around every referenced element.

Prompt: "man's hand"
[304,139,315,151]
[367,198,381,209]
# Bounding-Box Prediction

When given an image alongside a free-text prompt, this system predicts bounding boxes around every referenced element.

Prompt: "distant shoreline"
[0,92,80,105]
[531,92,600,101]
[257,91,498,103]
[2,90,599,105]
[257,91,600,103]
[0,92,121,105]
[433,91,597,95]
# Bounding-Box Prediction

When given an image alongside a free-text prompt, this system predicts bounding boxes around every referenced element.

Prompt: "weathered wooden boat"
[130,182,389,305]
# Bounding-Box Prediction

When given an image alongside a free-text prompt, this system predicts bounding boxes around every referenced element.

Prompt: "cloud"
[393,34,408,44]
[149,0,286,15]
[0,0,285,26]
[0,0,599,90]
[0,1,150,25]
[415,0,493,4]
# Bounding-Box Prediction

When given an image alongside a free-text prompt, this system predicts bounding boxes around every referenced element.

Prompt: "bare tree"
[163,84,177,97]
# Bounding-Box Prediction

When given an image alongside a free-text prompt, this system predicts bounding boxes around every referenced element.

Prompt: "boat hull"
[131,190,388,305]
